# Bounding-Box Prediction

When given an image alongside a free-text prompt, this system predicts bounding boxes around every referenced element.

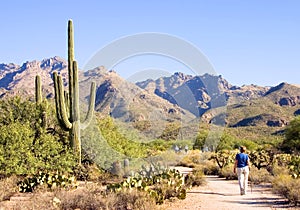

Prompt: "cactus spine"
[53,20,96,164]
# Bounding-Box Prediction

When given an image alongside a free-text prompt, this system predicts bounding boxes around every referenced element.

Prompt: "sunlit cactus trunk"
[35,75,42,104]
[53,20,96,164]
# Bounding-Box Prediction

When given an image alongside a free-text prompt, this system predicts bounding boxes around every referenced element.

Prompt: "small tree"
[193,130,208,150]
[282,116,300,153]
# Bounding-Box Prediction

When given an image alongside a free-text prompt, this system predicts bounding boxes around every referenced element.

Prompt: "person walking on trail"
[233,146,251,195]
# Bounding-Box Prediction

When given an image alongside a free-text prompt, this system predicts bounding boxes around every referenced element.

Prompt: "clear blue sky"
[0,0,299,86]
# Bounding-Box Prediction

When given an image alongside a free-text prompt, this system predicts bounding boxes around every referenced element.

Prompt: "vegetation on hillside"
[1,91,300,207]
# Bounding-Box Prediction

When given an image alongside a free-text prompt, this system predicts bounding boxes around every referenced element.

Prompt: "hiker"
[184,145,188,153]
[174,145,179,153]
[233,146,250,195]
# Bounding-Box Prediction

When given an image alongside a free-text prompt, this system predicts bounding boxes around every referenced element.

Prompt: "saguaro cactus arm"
[81,81,96,129]
[53,72,63,123]
[53,71,72,129]
[57,75,73,129]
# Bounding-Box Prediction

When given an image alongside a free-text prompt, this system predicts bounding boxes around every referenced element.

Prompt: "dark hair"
[240,146,246,153]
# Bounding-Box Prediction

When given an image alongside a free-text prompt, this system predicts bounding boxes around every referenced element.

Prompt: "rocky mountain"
[264,82,300,106]
[135,71,300,129]
[1,57,300,131]
[136,73,269,116]
[0,58,195,132]
[0,56,68,98]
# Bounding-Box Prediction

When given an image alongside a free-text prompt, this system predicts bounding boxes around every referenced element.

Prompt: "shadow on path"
[225,198,291,209]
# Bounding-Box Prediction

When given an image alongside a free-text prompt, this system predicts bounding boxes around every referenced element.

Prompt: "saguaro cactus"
[53,20,96,164]
[35,75,42,104]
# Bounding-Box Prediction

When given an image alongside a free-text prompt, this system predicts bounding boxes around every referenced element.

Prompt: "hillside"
[1,57,300,140]
[0,58,196,140]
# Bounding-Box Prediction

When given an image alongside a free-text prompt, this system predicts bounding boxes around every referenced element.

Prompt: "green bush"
[0,122,76,176]
[288,155,300,178]
[98,116,149,158]
[282,116,300,153]
[193,130,208,150]
[0,97,76,177]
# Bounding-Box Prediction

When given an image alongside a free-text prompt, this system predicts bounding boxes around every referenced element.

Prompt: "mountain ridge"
[1,57,300,131]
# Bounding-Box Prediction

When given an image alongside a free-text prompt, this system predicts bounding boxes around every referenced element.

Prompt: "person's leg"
[237,168,244,195]
[243,167,249,194]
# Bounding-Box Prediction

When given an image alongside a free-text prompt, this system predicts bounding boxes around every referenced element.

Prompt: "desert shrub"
[210,150,236,169]
[15,191,57,210]
[57,183,156,210]
[249,167,272,184]
[159,122,181,140]
[282,116,300,153]
[108,190,156,210]
[0,176,19,201]
[0,122,75,176]
[216,132,236,151]
[97,116,149,158]
[185,168,206,187]
[107,169,187,204]
[288,155,300,178]
[219,164,237,180]
[201,161,220,175]
[270,164,290,177]
[233,139,258,151]
[193,130,208,150]
[73,163,104,181]
[0,97,76,177]
[249,149,274,170]
[58,187,105,210]
[178,150,220,175]
[272,174,300,205]
[178,150,202,168]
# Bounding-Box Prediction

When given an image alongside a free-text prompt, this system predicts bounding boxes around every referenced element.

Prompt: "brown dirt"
[162,176,300,210]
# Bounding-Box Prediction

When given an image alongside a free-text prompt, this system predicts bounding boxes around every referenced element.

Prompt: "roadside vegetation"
[1,97,300,208]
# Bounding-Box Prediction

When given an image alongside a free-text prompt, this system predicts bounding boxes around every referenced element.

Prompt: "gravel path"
[163,176,300,210]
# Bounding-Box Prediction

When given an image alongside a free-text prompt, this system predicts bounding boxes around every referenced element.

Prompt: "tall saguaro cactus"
[35,75,42,104]
[53,20,96,164]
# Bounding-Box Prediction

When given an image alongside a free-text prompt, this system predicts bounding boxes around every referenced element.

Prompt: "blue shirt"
[235,153,249,168]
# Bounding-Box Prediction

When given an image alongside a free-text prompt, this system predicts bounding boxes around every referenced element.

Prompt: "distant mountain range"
[1,57,300,132]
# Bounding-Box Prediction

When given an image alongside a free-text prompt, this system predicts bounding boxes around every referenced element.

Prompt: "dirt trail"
[163,176,300,210]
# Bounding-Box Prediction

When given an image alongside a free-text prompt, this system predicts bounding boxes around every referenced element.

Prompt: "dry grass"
[272,174,300,206]
[218,164,237,180]
[0,176,19,201]
[249,167,272,184]
[0,179,157,210]
[106,190,156,210]
[177,150,219,175]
